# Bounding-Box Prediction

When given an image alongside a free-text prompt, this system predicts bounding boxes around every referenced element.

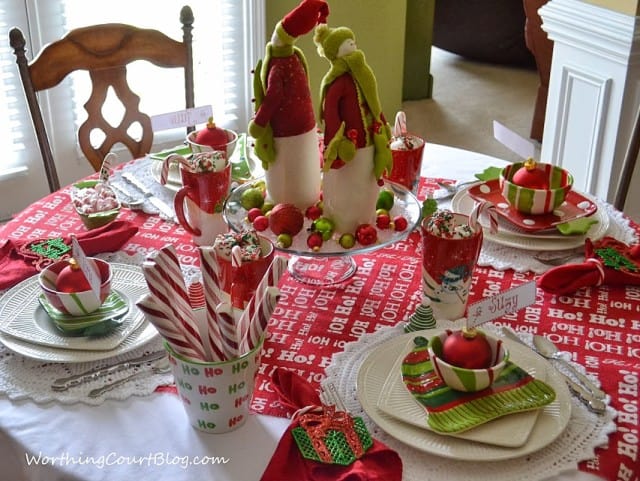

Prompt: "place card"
[151,105,213,131]
[466,280,536,328]
[71,235,101,302]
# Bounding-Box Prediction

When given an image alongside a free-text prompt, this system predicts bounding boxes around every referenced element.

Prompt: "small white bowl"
[39,258,112,316]
[428,330,509,392]
[186,128,238,160]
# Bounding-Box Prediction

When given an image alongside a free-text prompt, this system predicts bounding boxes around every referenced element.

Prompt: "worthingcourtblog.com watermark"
[25,451,230,470]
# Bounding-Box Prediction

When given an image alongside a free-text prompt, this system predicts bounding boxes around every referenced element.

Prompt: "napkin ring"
[292,405,373,466]
[18,237,71,270]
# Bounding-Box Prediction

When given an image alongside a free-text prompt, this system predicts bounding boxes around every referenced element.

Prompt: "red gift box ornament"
[292,405,373,466]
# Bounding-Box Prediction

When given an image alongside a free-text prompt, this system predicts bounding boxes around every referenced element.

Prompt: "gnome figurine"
[313,23,393,234]
[248,0,328,210]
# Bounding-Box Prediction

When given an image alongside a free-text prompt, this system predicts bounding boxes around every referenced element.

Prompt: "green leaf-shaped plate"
[401,337,556,434]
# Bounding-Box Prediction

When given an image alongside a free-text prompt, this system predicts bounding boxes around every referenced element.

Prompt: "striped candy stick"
[230,245,246,309]
[148,246,203,342]
[136,294,204,361]
[215,302,240,359]
[198,247,224,307]
[160,153,191,186]
[141,261,207,360]
[240,286,280,353]
[197,247,228,361]
[236,255,288,342]
[469,201,498,234]
[187,282,205,309]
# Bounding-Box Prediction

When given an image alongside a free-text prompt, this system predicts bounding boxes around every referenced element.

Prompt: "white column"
[539,0,640,207]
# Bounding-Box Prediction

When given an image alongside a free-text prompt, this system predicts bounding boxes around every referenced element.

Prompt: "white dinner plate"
[377,336,547,448]
[357,329,572,461]
[452,188,609,251]
[0,264,159,362]
[0,279,145,351]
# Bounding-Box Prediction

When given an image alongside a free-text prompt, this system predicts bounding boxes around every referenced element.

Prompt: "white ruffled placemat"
[0,252,203,405]
[324,321,617,481]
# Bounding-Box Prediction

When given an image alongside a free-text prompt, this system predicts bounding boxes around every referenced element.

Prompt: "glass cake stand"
[224,179,422,285]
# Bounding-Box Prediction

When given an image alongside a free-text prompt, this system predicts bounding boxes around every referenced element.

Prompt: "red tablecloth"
[1,174,639,481]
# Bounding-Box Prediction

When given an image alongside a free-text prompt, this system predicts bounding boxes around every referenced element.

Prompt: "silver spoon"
[532,335,606,399]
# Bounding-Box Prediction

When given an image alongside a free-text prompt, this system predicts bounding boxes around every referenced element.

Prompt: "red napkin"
[538,237,640,295]
[261,368,402,481]
[0,220,138,290]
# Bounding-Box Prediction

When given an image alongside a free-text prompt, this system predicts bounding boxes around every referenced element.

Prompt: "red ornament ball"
[307,232,323,251]
[355,224,377,246]
[269,203,304,236]
[55,259,91,293]
[393,216,408,232]
[252,215,269,232]
[512,159,549,190]
[195,117,228,149]
[441,329,493,369]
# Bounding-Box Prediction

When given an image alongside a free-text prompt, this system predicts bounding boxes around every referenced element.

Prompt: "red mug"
[385,134,425,192]
[421,213,483,321]
[174,163,231,246]
[216,236,275,310]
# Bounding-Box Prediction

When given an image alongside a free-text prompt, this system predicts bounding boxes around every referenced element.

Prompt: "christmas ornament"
[511,158,549,190]
[269,203,305,236]
[404,297,436,332]
[441,327,493,369]
[194,117,228,149]
[55,258,91,293]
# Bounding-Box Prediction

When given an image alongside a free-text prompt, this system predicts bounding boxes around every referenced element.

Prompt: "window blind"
[1,0,262,220]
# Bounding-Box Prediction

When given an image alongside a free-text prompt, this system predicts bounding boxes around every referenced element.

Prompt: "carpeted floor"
[403,48,639,223]
[401,47,539,163]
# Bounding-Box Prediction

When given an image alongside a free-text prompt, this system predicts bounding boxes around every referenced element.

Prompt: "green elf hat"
[313,24,355,61]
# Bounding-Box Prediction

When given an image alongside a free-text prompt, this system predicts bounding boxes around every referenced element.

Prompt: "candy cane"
[240,286,280,353]
[148,246,200,331]
[141,260,207,360]
[469,201,499,234]
[393,111,407,138]
[230,245,246,309]
[136,294,204,361]
[160,153,191,185]
[197,247,228,361]
[237,255,288,341]
[215,302,240,359]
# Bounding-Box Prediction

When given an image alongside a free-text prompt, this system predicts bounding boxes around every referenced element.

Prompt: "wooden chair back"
[9,5,195,192]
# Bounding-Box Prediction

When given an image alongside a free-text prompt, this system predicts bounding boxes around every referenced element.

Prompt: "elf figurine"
[248,0,328,210]
[313,23,393,234]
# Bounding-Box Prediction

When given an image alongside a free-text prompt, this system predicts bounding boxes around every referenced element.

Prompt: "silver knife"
[51,350,167,391]
[121,172,177,222]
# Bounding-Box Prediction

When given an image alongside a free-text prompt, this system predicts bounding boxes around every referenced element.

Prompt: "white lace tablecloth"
[324,321,617,481]
[0,252,203,406]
